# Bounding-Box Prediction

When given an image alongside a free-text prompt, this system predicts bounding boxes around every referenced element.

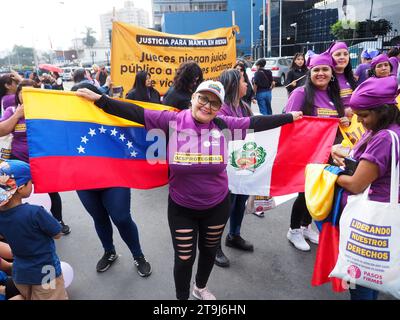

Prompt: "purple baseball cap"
[371,54,392,69]
[349,76,398,110]
[306,52,336,69]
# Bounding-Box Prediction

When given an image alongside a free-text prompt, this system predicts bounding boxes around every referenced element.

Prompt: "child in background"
[0,160,68,300]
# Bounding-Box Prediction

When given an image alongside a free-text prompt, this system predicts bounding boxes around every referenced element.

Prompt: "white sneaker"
[192,284,216,300]
[287,228,310,251]
[302,225,319,244]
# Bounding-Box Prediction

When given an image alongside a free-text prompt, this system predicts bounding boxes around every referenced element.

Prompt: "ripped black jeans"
[168,194,230,300]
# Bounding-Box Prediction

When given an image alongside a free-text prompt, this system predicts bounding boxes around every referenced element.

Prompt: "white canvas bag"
[330,130,400,298]
[0,105,15,161]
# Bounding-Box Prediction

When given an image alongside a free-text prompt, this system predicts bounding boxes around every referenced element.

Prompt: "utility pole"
[267,0,271,57]
[263,0,266,57]
[279,0,282,57]
[250,0,254,58]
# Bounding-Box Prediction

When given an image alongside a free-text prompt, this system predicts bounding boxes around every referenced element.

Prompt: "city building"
[100,1,150,46]
[152,0,228,31]
[265,0,400,58]
[156,0,265,56]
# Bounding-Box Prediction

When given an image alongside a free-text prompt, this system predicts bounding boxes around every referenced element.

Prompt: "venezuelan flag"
[23,88,174,193]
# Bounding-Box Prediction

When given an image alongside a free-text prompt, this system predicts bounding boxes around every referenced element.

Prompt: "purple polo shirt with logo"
[341,125,400,209]
[144,109,250,210]
[284,87,339,118]
[1,108,28,162]
[336,73,353,107]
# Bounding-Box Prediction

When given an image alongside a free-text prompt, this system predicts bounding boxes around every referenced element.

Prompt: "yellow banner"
[340,114,366,147]
[111,22,238,96]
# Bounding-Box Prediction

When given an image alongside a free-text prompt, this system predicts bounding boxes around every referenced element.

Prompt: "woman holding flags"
[76,80,302,300]
[284,52,350,251]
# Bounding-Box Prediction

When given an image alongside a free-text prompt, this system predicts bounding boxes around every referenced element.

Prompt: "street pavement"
[54,86,391,300]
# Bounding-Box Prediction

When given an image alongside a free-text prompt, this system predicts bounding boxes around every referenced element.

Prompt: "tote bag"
[330,130,400,298]
[0,106,14,161]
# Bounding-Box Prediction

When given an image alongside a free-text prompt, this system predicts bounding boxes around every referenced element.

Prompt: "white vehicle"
[61,67,78,81]
[61,67,74,81]
[249,57,291,86]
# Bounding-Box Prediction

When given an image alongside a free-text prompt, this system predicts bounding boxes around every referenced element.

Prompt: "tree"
[40,51,55,64]
[357,19,392,37]
[12,46,35,66]
[330,20,358,40]
[331,18,392,40]
[82,27,97,48]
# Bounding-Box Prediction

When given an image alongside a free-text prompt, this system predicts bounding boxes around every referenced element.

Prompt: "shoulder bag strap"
[387,130,400,204]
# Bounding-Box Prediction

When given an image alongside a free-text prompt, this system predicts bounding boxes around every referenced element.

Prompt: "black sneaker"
[225,234,254,252]
[214,246,230,268]
[96,251,118,272]
[60,221,71,235]
[134,256,152,277]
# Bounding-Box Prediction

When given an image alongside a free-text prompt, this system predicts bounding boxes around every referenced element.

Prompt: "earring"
[330,75,335,82]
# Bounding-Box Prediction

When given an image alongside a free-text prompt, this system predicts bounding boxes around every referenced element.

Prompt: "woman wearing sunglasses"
[76,80,302,300]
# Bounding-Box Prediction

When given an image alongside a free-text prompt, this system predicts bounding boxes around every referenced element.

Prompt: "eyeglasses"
[197,94,221,111]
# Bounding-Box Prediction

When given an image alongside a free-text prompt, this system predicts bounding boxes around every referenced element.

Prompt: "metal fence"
[252,31,400,67]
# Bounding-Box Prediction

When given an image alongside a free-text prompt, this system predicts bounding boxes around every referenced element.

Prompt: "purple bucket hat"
[349,76,398,110]
[327,42,349,55]
[371,54,392,69]
[306,51,336,69]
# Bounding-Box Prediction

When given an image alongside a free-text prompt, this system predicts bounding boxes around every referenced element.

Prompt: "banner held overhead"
[111,22,238,96]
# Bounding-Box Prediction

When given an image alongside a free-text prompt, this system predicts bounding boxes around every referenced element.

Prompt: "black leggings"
[168,194,230,300]
[5,277,20,300]
[49,192,63,222]
[290,192,312,229]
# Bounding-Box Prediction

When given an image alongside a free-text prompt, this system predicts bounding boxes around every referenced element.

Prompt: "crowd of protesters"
[0,42,399,301]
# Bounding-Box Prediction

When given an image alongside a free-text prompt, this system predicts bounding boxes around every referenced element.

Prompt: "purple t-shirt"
[284,86,339,118]
[1,108,28,162]
[342,125,400,207]
[336,73,353,107]
[1,94,16,114]
[389,56,400,76]
[144,109,250,210]
[354,63,370,85]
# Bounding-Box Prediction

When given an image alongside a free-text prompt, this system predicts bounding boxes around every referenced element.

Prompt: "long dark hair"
[303,69,344,117]
[127,71,150,101]
[343,62,357,90]
[15,79,40,105]
[219,69,252,116]
[388,47,400,58]
[355,105,400,154]
[233,61,251,86]
[370,105,400,132]
[0,74,18,101]
[173,61,203,93]
[291,53,307,71]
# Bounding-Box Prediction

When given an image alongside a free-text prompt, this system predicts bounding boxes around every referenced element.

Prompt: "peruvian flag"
[227,116,339,196]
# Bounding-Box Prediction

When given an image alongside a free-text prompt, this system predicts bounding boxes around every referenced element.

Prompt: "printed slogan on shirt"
[111,22,238,96]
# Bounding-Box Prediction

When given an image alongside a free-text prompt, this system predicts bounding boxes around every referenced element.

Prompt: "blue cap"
[361,49,380,60]
[0,160,31,207]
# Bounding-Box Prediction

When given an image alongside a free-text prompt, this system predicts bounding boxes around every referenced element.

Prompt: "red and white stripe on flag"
[227,116,339,196]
